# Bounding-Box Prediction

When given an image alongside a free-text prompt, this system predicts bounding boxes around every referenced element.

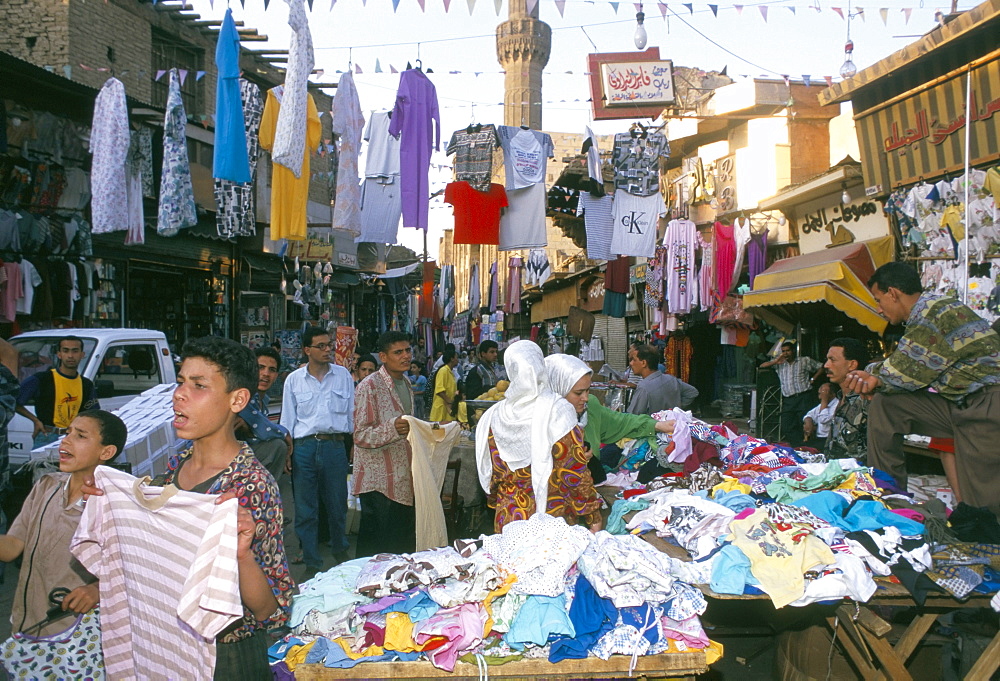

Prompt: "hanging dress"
[157,68,198,236]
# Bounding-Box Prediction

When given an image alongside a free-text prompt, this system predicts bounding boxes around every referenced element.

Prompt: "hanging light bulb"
[841,182,851,205]
[634,6,648,50]
[840,39,857,79]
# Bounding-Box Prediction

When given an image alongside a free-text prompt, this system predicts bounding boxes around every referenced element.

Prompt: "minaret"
[496,0,551,129]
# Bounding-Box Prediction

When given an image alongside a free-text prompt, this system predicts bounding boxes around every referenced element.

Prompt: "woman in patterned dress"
[475,341,602,533]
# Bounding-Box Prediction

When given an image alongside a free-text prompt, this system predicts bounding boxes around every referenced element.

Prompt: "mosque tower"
[496,0,551,129]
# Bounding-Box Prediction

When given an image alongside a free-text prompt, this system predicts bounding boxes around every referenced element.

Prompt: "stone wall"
[0,0,70,72]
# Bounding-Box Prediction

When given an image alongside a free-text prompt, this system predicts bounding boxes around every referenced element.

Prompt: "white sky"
[189,0,971,259]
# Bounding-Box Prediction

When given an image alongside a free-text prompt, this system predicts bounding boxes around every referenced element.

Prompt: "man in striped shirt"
[760,341,825,447]
[845,262,1000,517]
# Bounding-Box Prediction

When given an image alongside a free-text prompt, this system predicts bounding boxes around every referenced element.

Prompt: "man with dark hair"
[626,344,698,414]
[760,341,825,446]
[463,340,501,400]
[824,337,872,461]
[845,261,1000,515]
[353,331,417,556]
[235,346,293,481]
[17,335,100,448]
[280,325,354,573]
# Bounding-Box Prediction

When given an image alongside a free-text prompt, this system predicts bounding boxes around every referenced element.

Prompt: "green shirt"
[873,292,1000,401]
[583,394,658,454]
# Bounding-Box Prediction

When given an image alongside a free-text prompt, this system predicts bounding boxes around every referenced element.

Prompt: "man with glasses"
[280,326,354,574]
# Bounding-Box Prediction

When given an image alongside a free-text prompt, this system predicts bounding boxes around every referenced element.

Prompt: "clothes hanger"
[466,103,481,133]
[519,112,529,130]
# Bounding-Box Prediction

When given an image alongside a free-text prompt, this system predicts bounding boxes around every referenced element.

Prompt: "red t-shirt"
[445,181,508,245]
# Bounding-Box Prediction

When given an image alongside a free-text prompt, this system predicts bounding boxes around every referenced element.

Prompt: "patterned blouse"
[156,443,292,643]
[487,425,602,533]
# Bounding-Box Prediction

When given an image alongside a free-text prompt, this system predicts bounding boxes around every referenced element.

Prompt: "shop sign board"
[588,47,674,121]
[796,193,890,254]
[856,57,1000,193]
[580,277,605,312]
[714,154,737,213]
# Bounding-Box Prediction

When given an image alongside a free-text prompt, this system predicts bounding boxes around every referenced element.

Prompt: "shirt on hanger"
[446,124,500,193]
[610,190,666,258]
[364,111,401,178]
[497,126,554,190]
[444,181,507,246]
[611,132,670,197]
[577,191,615,261]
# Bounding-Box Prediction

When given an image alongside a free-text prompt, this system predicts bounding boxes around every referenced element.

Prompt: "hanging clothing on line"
[358,111,403,244]
[698,232,713,312]
[213,8,251,184]
[488,261,500,313]
[577,191,615,261]
[610,190,666,258]
[747,227,768,289]
[271,0,314,178]
[468,262,481,315]
[524,249,552,288]
[331,70,364,237]
[89,77,130,234]
[583,125,604,196]
[505,257,523,314]
[444,181,507,246]
[499,182,547,251]
[664,218,698,315]
[610,131,670,197]
[713,221,736,297]
[497,126,554,190]
[664,334,694,383]
[389,69,440,231]
[730,217,752,289]
[157,68,198,237]
[215,80,263,238]
[446,124,499,192]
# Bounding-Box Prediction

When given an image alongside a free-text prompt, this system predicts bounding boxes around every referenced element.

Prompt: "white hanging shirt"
[70,467,243,681]
[89,78,130,234]
[499,183,548,251]
[610,190,666,258]
[364,111,401,178]
[498,126,554,190]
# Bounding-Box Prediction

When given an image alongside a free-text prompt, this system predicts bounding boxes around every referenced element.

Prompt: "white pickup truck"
[8,329,177,468]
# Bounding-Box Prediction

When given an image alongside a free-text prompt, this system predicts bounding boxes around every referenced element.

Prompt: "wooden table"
[601,486,1000,681]
[294,652,710,680]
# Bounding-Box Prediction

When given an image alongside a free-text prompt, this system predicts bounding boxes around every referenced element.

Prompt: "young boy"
[0,409,126,635]
[162,336,291,675]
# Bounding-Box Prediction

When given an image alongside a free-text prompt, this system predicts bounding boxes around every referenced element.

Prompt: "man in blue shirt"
[280,327,354,574]
[235,346,292,481]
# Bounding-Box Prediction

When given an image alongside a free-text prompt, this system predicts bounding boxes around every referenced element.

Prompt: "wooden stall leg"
[964,628,1000,681]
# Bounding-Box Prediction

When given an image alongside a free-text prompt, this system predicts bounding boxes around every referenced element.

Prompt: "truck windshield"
[10,337,98,383]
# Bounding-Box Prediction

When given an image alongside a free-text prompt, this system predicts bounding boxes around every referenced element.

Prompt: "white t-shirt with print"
[610,190,667,258]
[498,126,554,190]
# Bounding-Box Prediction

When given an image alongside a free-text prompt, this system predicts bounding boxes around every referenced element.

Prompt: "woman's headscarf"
[544,353,594,398]
[475,341,579,506]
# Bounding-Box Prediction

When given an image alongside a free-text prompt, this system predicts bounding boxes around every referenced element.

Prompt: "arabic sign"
[714,154,737,214]
[588,47,673,121]
[601,60,675,108]
[856,57,1000,194]
[795,193,890,255]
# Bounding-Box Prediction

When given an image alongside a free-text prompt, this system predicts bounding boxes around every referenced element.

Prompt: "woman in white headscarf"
[545,353,674,483]
[475,341,602,532]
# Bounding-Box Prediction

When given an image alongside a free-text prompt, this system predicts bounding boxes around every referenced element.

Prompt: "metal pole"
[963,67,972,304]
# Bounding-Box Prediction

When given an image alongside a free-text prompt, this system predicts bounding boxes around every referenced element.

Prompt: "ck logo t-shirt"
[610,190,667,257]
[498,126,554,190]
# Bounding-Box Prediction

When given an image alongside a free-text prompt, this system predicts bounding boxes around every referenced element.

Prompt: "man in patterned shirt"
[823,337,871,462]
[760,341,825,446]
[845,262,1000,516]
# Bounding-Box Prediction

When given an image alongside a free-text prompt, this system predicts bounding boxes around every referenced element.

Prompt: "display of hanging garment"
[157,69,198,237]
[499,182,547,251]
[698,232,713,311]
[713,221,736,297]
[446,124,499,192]
[577,191,615,261]
[125,130,145,245]
[364,111,401,179]
[389,69,440,231]
[358,111,403,244]
[70,467,243,681]
[730,217,752,289]
[664,334,693,382]
[215,80,263,238]
[403,417,462,552]
[260,87,321,240]
[524,249,552,288]
[747,227,768,288]
[271,0,314,178]
[609,189,666,257]
[497,126,554,190]
[468,262,481,315]
[331,70,364,237]
[583,125,604,195]
[488,261,500,313]
[664,218,698,314]
[444,182,507,245]
[213,8,251,184]
[610,131,670,197]
[89,78,130,234]
[505,257,523,314]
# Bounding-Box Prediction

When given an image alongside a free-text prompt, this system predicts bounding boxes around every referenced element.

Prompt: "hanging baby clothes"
[260,87,321,240]
[70,467,243,680]
[524,249,552,288]
[403,417,462,552]
[747,227,768,288]
[389,69,440,231]
[89,77,130,234]
[713,221,736,297]
[446,124,499,192]
[577,191,614,261]
[730,217,752,290]
[213,8,251,184]
[215,80,263,238]
[331,70,364,237]
[358,111,403,244]
[664,218,698,315]
[505,257,523,314]
[157,68,198,237]
[271,0,314,178]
